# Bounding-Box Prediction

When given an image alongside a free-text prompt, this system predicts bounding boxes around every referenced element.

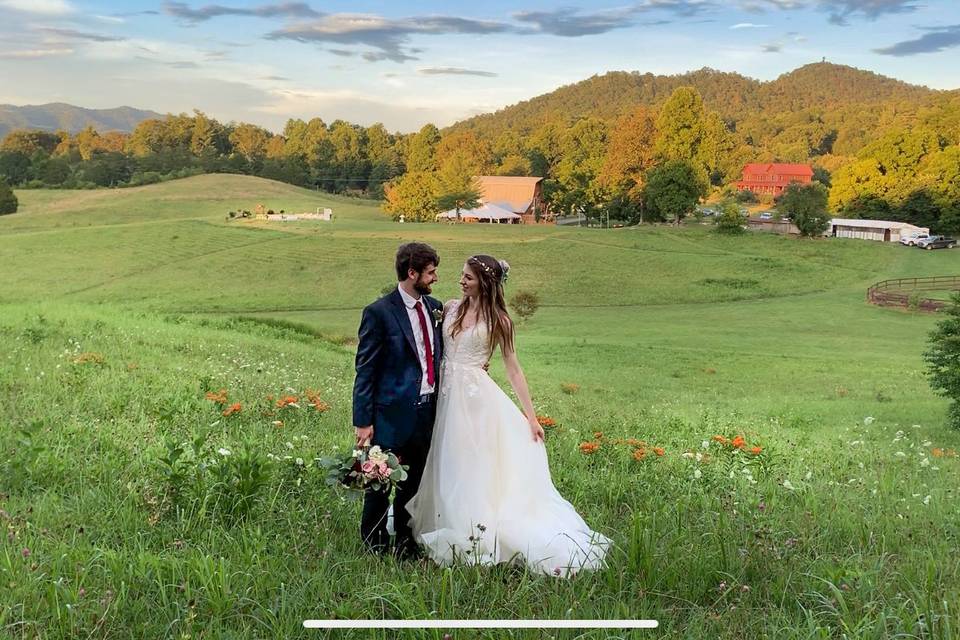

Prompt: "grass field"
[2,174,960,639]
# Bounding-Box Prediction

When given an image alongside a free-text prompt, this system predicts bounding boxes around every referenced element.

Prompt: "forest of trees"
[1,62,958,229]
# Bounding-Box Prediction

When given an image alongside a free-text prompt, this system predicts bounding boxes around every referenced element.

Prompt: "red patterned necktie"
[414,301,435,387]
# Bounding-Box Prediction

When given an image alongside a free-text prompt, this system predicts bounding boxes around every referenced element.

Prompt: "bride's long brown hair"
[449,255,515,355]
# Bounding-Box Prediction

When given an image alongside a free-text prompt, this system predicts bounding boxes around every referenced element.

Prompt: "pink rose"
[382,466,393,478]
[361,460,377,476]
[377,461,389,475]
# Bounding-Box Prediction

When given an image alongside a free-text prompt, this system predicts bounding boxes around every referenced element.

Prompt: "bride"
[406,254,610,577]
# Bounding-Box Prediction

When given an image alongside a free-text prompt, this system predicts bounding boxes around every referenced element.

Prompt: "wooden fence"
[866,275,960,311]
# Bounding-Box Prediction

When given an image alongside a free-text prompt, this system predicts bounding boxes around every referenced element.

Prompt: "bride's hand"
[528,418,545,443]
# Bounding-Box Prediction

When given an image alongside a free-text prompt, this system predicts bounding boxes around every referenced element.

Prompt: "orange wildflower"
[72,352,105,365]
[304,389,330,412]
[276,395,299,409]
[579,441,600,455]
[750,446,762,455]
[653,447,665,457]
[632,448,646,461]
[932,448,944,458]
[593,432,604,439]
[626,438,645,447]
[536,415,557,428]
[222,402,242,417]
[713,435,728,445]
[205,389,228,404]
[731,435,746,449]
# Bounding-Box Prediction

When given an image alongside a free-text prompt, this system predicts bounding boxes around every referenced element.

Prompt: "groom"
[352,242,443,559]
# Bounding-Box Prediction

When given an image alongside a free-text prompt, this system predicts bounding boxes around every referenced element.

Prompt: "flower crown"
[468,256,510,285]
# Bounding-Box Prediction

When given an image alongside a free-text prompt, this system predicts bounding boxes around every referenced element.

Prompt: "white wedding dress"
[406,302,611,577]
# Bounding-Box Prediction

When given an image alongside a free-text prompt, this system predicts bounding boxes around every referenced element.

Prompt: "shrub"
[510,290,540,322]
[924,292,960,429]
[0,179,18,215]
[713,199,747,235]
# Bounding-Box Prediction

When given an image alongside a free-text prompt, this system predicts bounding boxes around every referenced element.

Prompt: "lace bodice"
[442,302,492,368]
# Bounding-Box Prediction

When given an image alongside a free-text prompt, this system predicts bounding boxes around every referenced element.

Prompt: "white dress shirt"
[397,284,436,395]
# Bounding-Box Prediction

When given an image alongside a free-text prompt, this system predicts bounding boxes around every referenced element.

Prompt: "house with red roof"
[735,163,814,196]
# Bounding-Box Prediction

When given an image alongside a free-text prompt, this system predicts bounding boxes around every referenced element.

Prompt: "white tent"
[438,202,521,222]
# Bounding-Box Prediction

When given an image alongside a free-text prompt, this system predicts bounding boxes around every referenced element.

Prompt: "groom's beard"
[414,278,433,295]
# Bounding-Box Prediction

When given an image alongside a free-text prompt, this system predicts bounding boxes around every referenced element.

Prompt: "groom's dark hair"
[395,242,440,281]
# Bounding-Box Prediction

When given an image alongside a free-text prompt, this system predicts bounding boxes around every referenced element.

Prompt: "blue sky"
[1,0,958,132]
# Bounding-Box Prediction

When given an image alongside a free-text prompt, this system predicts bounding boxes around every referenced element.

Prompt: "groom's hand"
[355,426,374,447]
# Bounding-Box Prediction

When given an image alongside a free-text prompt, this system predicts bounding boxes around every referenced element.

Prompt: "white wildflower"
[693,469,702,479]
[285,441,294,450]
[782,479,795,491]
[920,457,930,467]
[295,458,304,466]
[701,440,710,450]
[217,447,232,456]
[804,471,813,481]
[923,495,931,505]
[894,451,907,457]
[682,452,695,459]
[863,416,875,426]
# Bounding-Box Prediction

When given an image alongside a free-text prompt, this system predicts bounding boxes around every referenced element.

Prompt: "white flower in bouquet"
[368,446,389,463]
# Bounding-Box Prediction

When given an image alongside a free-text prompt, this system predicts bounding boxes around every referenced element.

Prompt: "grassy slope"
[2,174,960,638]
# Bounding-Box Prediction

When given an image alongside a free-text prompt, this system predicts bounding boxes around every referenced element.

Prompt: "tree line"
[1,78,958,231]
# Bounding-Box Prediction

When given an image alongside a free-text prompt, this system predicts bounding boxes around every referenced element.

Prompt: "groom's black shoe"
[393,539,424,562]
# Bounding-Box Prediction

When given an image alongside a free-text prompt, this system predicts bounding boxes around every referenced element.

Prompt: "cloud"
[513,1,712,37]
[761,42,782,52]
[166,60,199,68]
[513,7,637,36]
[730,22,768,28]
[254,86,480,131]
[739,0,919,24]
[36,27,125,42]
[0,0,72,15]
[418,67,498,77]
[260,74,289,81]
[874,24,960,56]
[0,47,73,58]
[825,0,918,25]
[266,13,512,63]
[163,1,321,23]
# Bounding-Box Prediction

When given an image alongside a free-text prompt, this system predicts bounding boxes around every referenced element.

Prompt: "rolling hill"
[447,62,944,137]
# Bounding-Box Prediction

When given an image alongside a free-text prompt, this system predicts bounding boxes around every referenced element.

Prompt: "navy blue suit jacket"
[352,289,444,449]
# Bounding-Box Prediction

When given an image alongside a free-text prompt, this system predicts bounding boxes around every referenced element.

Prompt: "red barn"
[735,163,813,196]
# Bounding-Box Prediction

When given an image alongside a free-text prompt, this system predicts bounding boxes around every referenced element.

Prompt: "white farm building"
[827,218,929,242]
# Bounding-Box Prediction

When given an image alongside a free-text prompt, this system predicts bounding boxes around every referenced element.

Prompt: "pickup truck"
[916,235,957,250]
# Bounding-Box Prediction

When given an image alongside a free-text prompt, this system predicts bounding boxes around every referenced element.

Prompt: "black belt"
[416,392,436,405]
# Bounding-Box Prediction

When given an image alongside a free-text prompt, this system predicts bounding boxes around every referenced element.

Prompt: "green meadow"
[2,174,959,639]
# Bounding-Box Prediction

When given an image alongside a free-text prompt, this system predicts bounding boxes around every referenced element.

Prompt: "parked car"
[900,232,930,246]
[759,211,773,220]
[916,235,957,250]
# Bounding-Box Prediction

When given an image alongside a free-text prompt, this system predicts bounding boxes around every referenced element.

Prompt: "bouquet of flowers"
[319,445,408,494]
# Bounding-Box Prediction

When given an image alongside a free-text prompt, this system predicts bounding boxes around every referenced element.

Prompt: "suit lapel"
[388,289,419,358]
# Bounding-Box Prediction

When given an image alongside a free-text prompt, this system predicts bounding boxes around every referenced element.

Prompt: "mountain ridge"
[0,103,163,138]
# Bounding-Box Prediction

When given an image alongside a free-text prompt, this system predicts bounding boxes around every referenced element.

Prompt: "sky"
[1,0,958,133]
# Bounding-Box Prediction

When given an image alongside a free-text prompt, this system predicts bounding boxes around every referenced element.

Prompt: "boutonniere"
[431,307,443,327]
